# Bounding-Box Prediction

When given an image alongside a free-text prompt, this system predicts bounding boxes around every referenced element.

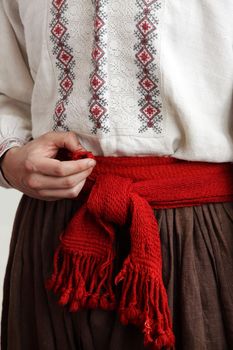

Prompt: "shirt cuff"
[0,137,27,158]
[0,137,27,188]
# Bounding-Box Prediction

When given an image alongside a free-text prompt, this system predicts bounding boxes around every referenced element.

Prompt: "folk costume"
[1,0,233,349]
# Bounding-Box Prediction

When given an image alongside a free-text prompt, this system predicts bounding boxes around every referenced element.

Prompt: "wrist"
[1,147,20,187]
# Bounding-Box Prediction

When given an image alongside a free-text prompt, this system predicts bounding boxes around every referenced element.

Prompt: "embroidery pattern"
[134,0,163,133]
[0,138,26,158]
[50,0,75,131]
[89,0,110,134]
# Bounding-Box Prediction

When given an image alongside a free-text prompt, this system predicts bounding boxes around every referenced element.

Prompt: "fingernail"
[88,159,96,167]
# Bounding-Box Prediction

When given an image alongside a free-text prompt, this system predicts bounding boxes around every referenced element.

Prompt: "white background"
[0,188,21,317]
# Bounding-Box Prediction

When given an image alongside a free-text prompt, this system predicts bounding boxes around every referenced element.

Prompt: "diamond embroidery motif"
[58,49,73,66]
[91,74,105,91]
[52,0,65,10]
[140,77,156,92]
[94,16,104,31]
[52,22,67,39]
[136,48,154,66]
[60,76,73,92]
[141,104,160,119]
[90,103,106,119]
[137,17,155,36]
[92,45,104,61]
[55,102,65,117]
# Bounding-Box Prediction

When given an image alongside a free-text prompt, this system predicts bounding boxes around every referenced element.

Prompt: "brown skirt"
[1,195,233,350]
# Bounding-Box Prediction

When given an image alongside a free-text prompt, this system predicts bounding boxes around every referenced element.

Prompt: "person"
[0,0,233,349]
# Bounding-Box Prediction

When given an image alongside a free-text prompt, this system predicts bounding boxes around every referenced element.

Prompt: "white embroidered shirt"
[0,0,233,187]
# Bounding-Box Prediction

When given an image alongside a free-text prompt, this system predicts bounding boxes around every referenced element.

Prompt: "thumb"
[45,131,85,153]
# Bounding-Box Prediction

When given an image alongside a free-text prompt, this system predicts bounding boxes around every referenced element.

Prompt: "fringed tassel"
[46,247,116,312]
[115,257,175,350]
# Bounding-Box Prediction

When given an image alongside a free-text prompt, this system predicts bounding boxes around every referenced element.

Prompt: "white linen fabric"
[0,0,233,188]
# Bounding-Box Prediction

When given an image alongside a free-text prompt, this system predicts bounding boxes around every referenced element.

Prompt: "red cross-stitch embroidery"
[50,0,75,131]
[89,0,110,134]
[135,0,163,133]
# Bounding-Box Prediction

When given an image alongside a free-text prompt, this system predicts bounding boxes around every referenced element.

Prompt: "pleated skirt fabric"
[1,195,233,350]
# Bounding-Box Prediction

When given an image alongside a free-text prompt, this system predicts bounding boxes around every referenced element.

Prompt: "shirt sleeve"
[0,0,34,188]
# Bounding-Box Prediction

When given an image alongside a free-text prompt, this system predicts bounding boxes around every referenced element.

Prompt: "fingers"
[43,131,84,153]
[1,131,94,201]
[26,168,93,190]
[33,157,96,177]
[37,180,86,200]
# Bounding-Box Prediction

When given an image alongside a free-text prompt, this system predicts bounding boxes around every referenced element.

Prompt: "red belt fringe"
[46,151,233,350]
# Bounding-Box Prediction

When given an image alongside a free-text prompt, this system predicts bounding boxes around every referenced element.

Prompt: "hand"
[1,131,96,201]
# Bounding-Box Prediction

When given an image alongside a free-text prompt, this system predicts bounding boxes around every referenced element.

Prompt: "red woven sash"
[46,151,233,350]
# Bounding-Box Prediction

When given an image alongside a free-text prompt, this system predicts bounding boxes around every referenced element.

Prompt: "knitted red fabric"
[47,150,233,350]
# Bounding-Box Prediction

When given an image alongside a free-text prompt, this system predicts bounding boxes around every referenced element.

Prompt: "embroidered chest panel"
[48,0,165,136]
[50,0,76,131]
[134,0,163,133]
